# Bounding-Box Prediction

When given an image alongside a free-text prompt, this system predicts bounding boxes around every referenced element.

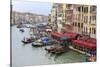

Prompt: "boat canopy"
[72,40,96,50]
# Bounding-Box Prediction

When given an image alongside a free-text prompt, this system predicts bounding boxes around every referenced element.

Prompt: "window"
[92,16,96,21]
[90,28,91,33]
[81,23,83,28]
[78,14,80,20]
[86,27,87,33]
[78,7,81,12]
[93,6,96,11]
[84,16,88,23]
[92,28,94,34]
[90,16,91,22]
[82,6,84,12]
[73,22,74,26]
[67,4,72,9]
[84,7,88,13]
[78,23,80,28]
[94,28,96,34]
[90,6,96,13]
[75,22,77,26]
[95,16,96,20]
[84,27,85,32]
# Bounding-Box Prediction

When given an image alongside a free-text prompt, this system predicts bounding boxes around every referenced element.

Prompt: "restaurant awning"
[86,38,96,44]
[72,40,96,50]
[64,32,78,39]
[51,32,64,38]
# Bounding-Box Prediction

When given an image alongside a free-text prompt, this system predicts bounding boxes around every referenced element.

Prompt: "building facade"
[82,5,96,38]
[73,5,84,34]
[48,3,96,38]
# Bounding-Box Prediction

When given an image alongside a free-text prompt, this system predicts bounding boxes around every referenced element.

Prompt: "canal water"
[11,25,85,67]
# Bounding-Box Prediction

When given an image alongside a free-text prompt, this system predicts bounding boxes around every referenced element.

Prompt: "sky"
[12,0,53,16]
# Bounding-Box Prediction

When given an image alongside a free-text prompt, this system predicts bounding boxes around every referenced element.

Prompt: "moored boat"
[22,38,34,44]
[45,46,67,54]
[32,42,44,47]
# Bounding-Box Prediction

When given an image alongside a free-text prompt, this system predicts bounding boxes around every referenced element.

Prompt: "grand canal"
[11,25,85,67]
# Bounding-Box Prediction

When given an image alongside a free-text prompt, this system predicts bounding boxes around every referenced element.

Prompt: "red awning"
[72,40,96,50]
[51,32,64,38]
[86,38,96,44]
[64,32,78,39]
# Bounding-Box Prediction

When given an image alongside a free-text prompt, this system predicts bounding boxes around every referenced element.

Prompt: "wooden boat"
[54,47,65,54]
[45,47,56,53]
[45,46,67,54]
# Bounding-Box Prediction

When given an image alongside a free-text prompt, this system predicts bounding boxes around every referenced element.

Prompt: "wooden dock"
[68,46,91,56]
